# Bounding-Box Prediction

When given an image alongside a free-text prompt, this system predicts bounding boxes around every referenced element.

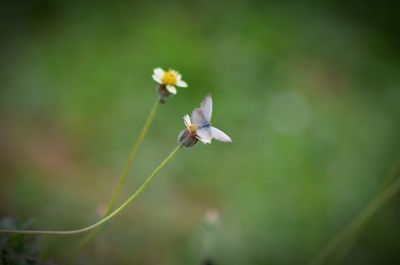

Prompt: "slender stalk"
[308,174,400,265]
[330,158,400,265]
[107,98,160,215]
[331,234,357,265]
[68,98,160,255]
[0,145,182,236]
[381,158,400,190]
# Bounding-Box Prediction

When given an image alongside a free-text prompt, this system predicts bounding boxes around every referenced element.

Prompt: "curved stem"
[331,233,358,265]
[70,98,160,254]
[0,145,182,235]
[329,158,400,265]
[107,98,160,215]
[308,173,400,265]
[381,158,400,190]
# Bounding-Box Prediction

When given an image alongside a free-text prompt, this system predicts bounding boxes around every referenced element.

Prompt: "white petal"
[170,70,180,78]
[211,127,232,142]
[198,137,212,144]
[153,68,165,79]
[166,85,177,94]
[152,74,162,84]
[183,115,192,128]
[177,80,188,87]
[200,95,212,122]
[197,127,213,144]
[191,108,209,128]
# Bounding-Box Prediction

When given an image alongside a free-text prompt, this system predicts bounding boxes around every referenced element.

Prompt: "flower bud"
[158,84,171,104]
[178,129,198,147]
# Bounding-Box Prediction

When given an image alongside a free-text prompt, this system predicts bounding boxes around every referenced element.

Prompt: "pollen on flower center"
[188,124,197,133]
[162,71,177,85]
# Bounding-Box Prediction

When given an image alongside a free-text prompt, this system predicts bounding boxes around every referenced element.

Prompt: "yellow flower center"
[188,124,197,133]
[162,71,178,85]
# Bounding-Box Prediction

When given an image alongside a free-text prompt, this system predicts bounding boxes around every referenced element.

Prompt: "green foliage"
[0,218,54,265]
[0,1,399,265]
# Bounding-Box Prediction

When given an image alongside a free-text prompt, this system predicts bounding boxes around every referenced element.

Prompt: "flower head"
[205,208,220,224]
[152,67,188,103]
[178,95,232,147]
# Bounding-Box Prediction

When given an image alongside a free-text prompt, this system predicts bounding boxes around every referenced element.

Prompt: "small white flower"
[152,67,188,95]
[178,95,232,147]
[205,208,220,224]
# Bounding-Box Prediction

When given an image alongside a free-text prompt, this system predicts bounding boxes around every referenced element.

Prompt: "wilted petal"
[183,115,192,128]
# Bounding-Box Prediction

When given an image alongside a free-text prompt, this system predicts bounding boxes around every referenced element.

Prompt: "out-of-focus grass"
[1,1,400,264]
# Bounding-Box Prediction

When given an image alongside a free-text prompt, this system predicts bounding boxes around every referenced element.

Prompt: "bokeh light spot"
[267,91,312,135]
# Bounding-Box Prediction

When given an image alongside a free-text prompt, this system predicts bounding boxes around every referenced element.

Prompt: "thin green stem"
[69,98,160,257]
[381,158,400,190]
[328,158,400,265]
[107,98,160,215]
[0,145,182,236]
[308,173,400,265]
[331,233,357,265]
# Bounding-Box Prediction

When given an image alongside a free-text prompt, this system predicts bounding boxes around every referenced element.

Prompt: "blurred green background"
[1,1,400,264]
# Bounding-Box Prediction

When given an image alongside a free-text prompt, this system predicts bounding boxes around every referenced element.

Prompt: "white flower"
[179,95,232,147]
[152,67,188,95]
[205,208,220,224]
